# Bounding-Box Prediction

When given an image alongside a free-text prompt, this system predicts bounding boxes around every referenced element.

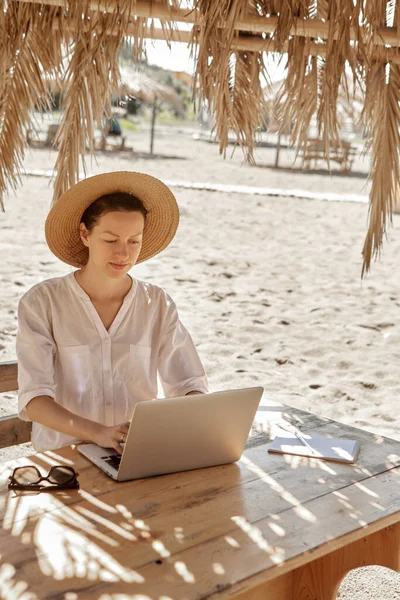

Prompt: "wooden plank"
[124,27,400,66]
[0,415,31,448]
[8,1,400,65]
[11,0,400,48]
[0,360,18,393]
[0,360,30,448]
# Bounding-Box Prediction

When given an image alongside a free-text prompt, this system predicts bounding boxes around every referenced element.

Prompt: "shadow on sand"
[111,151,187,161]
[254,163,368,180]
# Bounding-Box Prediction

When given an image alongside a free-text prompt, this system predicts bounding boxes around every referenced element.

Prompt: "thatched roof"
[118,67,185,113]
[1,1,400,273]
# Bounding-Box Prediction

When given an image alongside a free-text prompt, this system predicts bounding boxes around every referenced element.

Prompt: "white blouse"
[16,272,208,452]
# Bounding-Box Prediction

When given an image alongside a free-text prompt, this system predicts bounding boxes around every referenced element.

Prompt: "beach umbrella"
[118,67,185,155]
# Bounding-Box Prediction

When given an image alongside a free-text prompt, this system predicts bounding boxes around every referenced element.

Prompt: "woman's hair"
[81,192,148,231]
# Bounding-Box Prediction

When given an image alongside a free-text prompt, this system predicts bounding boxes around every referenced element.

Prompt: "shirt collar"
[67,271,136,304]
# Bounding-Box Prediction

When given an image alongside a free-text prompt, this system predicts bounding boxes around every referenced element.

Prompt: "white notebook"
[268,433,360,464]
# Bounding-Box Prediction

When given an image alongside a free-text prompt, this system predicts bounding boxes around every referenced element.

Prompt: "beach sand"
[1,125,399,597]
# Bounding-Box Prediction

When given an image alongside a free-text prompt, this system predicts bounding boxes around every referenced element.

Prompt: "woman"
[16,171,208,454]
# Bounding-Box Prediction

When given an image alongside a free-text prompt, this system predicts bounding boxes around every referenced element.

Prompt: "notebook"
[268,433,360,464]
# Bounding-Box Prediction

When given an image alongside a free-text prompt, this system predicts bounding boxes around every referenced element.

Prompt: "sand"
[1,123,400,597]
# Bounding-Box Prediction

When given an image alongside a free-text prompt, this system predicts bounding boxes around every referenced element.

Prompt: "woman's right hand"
[91,422,130,454]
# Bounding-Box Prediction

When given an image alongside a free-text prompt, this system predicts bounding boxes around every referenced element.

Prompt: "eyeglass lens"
[13,466,76,485]
[13,466,41,484]
[48,466,76,484]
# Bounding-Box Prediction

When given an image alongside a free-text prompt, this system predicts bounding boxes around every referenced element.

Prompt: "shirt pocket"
[57,345,92,400]
[127,344,152,390]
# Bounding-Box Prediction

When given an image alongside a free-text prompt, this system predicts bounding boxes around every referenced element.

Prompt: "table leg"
[292,523,400,600]
[231,524,400,600]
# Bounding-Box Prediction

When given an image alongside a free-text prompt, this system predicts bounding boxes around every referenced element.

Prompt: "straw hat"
[45,171,179,268]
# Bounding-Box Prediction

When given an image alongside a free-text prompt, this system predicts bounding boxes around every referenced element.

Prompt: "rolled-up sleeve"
[16,293,56,421]
[158,295,208,397]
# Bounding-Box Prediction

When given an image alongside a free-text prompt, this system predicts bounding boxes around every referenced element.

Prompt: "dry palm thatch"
[270,68,365,139]
[361,59,400,276]
[2,0,400,274]
[274,1,363,162]
[316,1,361,153]
[192,0,267,161]
[274,40,319,150]
[52,1,137,201]
[0,3,62,209]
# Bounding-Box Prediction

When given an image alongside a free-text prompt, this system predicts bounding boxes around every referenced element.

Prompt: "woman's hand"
[25,396,130,454]
[91,422,130,454]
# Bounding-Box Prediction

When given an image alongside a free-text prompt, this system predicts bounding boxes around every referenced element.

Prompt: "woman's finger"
[114,441,124,454]
[115,428,127,454]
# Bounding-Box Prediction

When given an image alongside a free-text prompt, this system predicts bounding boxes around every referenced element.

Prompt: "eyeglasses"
[8,465,79,491]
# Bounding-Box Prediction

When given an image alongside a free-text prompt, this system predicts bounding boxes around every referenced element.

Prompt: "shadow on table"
[0,409,399,599]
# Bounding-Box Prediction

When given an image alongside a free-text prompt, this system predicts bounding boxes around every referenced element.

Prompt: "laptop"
[78,386,264,481]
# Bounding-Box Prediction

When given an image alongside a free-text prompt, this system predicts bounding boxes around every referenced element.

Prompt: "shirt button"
[106,401,111,407]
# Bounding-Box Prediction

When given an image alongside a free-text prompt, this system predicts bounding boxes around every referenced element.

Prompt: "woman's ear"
[79,223,90,247]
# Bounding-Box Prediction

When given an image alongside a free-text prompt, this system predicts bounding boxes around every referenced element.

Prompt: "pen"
[293,429,319,456]
[278,422,319,456]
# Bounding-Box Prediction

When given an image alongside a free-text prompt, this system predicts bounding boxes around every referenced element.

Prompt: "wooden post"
[150,97,158,155]
[292,524,400,600]
[274,133,281,168]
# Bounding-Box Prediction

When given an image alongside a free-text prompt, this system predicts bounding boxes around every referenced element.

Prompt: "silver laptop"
[78,386,263,481]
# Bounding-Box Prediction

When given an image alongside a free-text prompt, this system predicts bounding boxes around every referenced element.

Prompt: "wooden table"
[1,401,400,599]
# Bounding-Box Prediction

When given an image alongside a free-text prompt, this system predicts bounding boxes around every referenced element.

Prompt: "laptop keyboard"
[102,454,121,470]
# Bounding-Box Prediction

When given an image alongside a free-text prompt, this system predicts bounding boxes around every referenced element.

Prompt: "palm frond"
[275,38,318,153]
[0,3,55,210]
[192,0,267,159]
[316,0,356,158]
[274,0,310,49]
[52,0,136,202]
[361,61,400,275]
[230,49,267,162]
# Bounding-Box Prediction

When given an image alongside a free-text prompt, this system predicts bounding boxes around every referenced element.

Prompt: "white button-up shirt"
[16,272,208,452]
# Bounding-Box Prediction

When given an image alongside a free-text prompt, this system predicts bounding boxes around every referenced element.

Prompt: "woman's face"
[80,210,145,278]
